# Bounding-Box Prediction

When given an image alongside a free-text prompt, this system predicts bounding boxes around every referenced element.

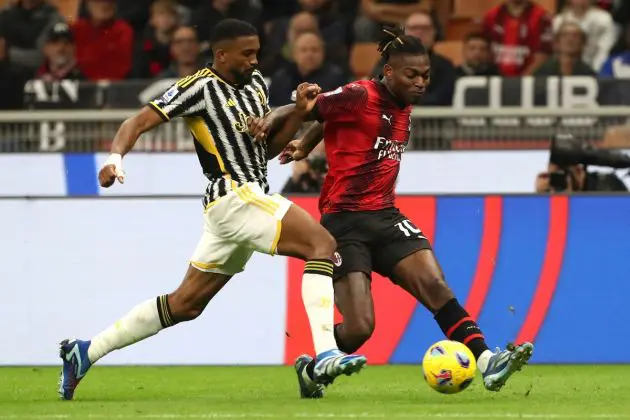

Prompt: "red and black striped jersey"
[314,79,412,214]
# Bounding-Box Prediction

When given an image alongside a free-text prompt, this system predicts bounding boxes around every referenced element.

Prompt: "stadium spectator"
[132,0,180,79]
[191,0,261,49]
[455,32,500,78]
[553,0,616,72]
[262,0,347,74]
[157,26,203,78]
[37,22,85,82]
[281,153,328,194]
[600,21,630,78]
[269,31,346,107]
[0,38,27,110]
[78,0,153,36]
[0,0,64,76]
[535,22,595,76]
[371,12,453,106]
[259,11,318,74]
[72,0,134,81]
[483,0,553,76]
[353,0,435,43]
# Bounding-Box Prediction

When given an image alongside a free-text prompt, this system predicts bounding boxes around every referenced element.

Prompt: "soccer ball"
[422,340,476,394]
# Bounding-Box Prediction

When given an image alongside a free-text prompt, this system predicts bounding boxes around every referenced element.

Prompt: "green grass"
[1,365,629,419]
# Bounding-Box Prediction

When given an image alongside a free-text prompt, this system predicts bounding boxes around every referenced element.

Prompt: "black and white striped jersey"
[149,67,271,207]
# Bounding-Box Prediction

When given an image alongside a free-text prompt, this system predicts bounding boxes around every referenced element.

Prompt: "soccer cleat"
[58,338,92,400]
[482,342,534,392]
[312,349,367,386]
[294,354,324,399]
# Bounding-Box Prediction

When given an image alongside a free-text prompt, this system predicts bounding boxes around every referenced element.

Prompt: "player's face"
[385,54,431,105]
[223,36,260,85]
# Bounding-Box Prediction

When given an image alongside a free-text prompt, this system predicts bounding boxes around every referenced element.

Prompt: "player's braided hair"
[377,25,427,63]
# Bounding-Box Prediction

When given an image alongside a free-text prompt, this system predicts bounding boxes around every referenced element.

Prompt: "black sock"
[434,298,489,360]
[156,294,177,328]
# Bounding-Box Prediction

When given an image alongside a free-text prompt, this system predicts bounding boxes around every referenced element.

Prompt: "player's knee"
[305,228,337,260]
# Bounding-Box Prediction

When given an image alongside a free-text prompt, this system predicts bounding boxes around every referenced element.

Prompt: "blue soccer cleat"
[58,338,92,400]
[312,349,367,386]
[482,342,534,391]
[294,354,324,399]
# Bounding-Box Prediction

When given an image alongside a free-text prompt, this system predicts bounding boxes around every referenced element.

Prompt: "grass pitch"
[1,365,629,419]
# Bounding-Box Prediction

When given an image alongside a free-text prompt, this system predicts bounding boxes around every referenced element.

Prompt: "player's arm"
[305,83,369,123]
[99,76,207,188]
[279,122,324,164]
[249,83,322,159]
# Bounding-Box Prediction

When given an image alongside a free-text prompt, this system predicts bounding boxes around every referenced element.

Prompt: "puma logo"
[382,114,393,125]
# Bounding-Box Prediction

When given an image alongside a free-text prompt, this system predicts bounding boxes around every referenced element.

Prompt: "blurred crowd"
[1,0,630,110]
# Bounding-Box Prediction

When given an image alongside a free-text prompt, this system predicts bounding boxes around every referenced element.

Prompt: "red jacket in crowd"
[72,18,134,81]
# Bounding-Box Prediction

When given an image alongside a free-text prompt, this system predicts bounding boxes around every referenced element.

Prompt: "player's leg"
[59,196,244,400]
[226,184,365,394]
[275,203,367,388]
[379,214,533,392]
[58,266,231,400]
[332,273,375,354]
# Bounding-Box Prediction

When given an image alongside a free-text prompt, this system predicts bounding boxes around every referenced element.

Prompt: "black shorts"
[321,208,432,281]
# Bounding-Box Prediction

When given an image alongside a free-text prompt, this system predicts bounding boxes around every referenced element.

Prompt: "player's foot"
[58,338,92,400]
[295,354,324,399]
[313,349,367,386]
[482,342,534,392]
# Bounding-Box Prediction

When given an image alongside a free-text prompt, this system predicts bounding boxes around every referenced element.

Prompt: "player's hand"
[98,153,125,188]
[247,116,270,143]
[294,82,321,116]
[279,140,308,164]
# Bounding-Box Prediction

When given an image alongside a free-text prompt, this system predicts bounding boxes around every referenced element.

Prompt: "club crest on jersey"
[333,252,342,267]
[233,111,250,133]
[373,136,407,162]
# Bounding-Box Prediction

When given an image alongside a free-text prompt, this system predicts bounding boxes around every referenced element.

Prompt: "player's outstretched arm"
[99,106,164,188]
[253,82,321,159]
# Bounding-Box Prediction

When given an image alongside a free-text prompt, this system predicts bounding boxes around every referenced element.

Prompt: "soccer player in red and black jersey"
[279,26,534,398]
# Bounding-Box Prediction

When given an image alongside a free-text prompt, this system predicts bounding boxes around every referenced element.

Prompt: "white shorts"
[190,182,293,275]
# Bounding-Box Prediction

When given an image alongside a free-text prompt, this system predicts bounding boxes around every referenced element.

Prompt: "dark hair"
[209,18,258,46]
[464,31,490,44]
[378,25,427,63]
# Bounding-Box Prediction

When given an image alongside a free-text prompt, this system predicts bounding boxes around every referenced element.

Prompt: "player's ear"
[215,49,227,64]
[383,64,394,80]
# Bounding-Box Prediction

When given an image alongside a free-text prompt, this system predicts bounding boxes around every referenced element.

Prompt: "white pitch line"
[0,413,625,420]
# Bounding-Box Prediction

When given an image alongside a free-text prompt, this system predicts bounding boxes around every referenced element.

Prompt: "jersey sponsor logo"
[373,136,407,161]
[160,86,178,104]
[333,251,342,267]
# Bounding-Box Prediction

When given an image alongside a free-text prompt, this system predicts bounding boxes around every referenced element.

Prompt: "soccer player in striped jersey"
[57,19,365,401]
[279,26,534,397]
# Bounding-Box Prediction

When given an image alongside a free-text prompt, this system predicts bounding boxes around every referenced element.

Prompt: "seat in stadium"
[350,42,381,80]
[433,41,464,66]
[49,0,80,22]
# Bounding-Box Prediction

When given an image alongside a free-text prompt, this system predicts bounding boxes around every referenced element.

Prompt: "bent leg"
[333,272,375,354]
